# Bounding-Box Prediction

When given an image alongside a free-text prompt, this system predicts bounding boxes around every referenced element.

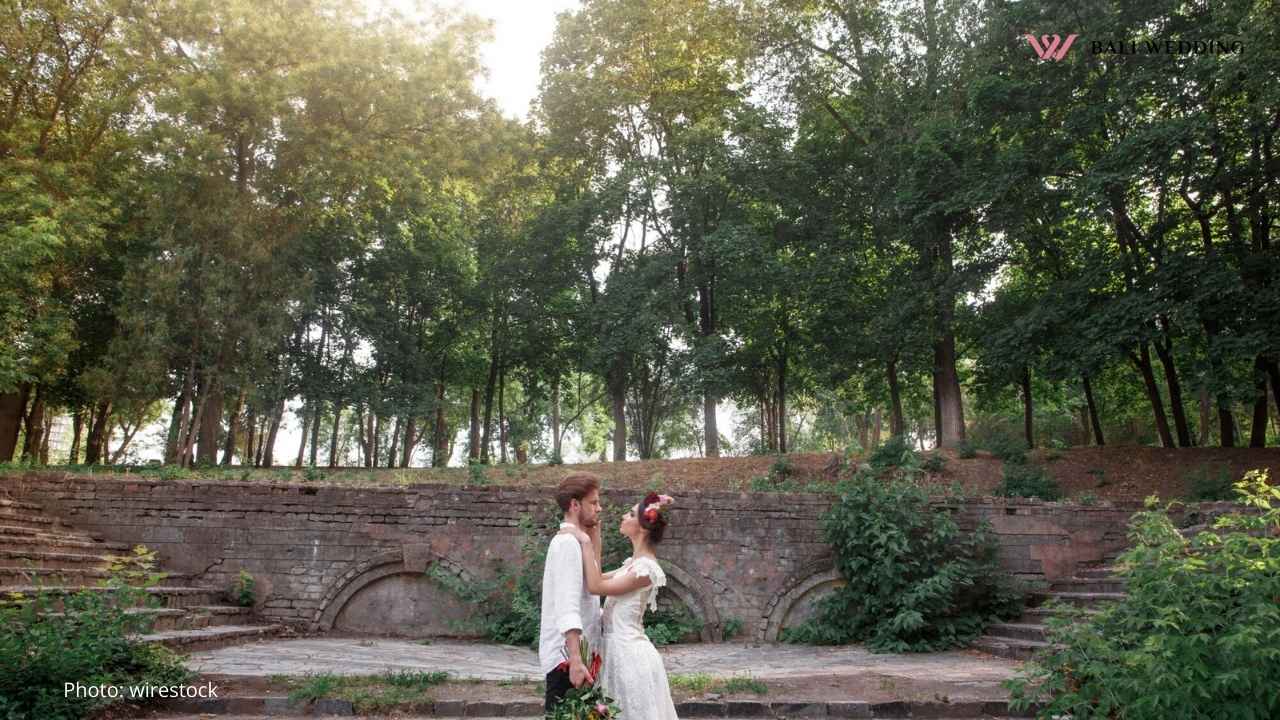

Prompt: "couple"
[539,473,680,719]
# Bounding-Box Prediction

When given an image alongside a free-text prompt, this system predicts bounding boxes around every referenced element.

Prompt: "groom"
[539,473,604,713]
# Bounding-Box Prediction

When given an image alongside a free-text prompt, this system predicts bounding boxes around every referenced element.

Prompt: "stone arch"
[760,562,844,642]
[654,559,722,642]
[312,549,473,632]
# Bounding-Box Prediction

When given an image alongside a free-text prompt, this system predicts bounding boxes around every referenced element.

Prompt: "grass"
[284,671,449,713]
[668,672,769,696]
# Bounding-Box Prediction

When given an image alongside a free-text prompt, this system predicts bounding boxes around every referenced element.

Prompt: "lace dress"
[599,556,679,720]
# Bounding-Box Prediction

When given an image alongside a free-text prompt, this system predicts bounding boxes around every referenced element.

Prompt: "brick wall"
[6,472,1147,641]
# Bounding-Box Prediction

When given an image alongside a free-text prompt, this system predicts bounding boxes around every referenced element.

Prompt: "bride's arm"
[578,538,650,596]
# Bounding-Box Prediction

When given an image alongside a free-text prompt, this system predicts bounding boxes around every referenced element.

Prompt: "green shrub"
[985,435,1029,464]
[782,471,1023,652]
[0,548,194,720]
[1007,470,1280,719]
[998,463,1062,501]
[922,453,946,473]
[644,607,703,646]
[467,460,490,486]
[721,617,744,640]
[956,440,978,459]
[722,676,768,695]
[769,455,793,481]
[233,570,255,607]
[868,435,918,470]
[1183,463,1235,502]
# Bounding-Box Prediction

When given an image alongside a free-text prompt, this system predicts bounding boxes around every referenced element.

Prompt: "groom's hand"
[569,657,594,688]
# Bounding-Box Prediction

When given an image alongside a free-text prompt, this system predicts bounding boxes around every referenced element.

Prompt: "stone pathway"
[186,638,1019,688]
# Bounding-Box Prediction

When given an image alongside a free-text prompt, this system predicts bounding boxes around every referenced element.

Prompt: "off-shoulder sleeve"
[629,557,667,611]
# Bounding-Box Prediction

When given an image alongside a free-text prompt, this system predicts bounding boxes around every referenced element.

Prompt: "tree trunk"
[246,407,258,467]
[68,407,84,464]
[1021,365,1034,449]
[371,413,382,467]
[110,422,142,464]
[1249,356,1268,447]
[610,356,626,462]
[932,331,966,447]
[1266,359,1280,423]
[433,382,447,467]
[261,398,284,467]
[468,388,481,461]
[295,403,311,467]
[309,401,322,467]
[1218,402,1237,448]
[777,354,788,454]
[480,354,499,464]
[83,400,111,465]
[703,391,719,458]
[21,385,46,463]
[0,386,30,462]
[1082,375,1105,446]
[197,382,223,465]
[402,415,417,468]
[551,379,562,461]
[1131,344,1175,448]
[222,390,245,466]
[39,414,51,464]
[871,408,882,448]
[387,415,403,469]
[886,358,905,436]
[857,412,869,451]
[498,368,508,464]
[328,404,342,467]
[1152,335,1192,447]
[1198,386,1212,446]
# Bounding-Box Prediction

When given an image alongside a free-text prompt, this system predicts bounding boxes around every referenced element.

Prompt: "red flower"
[643,508,658,523]
[589,652,602,680]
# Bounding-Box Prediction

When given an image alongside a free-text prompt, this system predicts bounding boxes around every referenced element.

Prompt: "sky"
[381,0,583,119]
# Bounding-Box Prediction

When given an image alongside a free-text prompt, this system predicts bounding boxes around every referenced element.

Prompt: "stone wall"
[6,472,1144,642]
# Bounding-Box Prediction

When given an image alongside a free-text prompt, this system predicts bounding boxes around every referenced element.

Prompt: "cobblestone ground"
[185,637,1018,690]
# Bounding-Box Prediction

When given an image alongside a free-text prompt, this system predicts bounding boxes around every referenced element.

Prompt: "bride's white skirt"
[600,635,679,719]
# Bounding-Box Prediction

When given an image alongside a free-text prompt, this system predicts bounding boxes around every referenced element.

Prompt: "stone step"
[0,532,131,553]
[1,585,225,610]
[1018,606,1100,624]
[0,566,199,588]
[0,548,112,570]
[1049,576,1127,594]
[135,623,283,653]
[972,634,1054,661]
[45,605,256,632]
[0,497,43,511]
[1077,565,1121,578]
[0,508,76,532]
[984,622,1047,642]
[0,523,102,544]
[1030,590,1126,608]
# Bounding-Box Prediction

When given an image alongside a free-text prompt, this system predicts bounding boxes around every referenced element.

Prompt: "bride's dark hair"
[637,492,668,545]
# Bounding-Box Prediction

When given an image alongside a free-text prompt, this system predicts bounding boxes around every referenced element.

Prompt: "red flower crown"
[640,492,674,524]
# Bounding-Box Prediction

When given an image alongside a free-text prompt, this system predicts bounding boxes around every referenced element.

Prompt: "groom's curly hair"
[555,473,600,512]
[637,492,669,545]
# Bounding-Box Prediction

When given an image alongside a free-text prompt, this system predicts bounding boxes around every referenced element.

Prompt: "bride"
[562,492,679,720]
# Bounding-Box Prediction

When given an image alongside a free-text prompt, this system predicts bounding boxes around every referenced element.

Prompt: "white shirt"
[538,522,602,675]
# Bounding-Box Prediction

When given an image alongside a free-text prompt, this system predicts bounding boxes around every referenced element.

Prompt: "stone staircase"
[973,559,1126,661]
[0,494,282,652]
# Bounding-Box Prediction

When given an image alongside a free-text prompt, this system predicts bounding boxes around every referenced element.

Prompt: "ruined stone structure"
[8,472,1142,642]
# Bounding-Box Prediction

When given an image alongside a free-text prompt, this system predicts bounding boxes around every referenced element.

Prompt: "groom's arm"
[547,538,593,686]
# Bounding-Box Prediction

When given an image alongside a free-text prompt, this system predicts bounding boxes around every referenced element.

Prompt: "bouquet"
[549,639,621,719]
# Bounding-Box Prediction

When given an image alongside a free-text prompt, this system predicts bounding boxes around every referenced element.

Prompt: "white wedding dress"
[599,556,679,719]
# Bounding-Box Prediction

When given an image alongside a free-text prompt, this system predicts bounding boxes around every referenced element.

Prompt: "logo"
[1024,34,1078,61]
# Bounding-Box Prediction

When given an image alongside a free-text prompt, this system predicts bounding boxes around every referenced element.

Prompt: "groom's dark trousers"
[544,667,574,713]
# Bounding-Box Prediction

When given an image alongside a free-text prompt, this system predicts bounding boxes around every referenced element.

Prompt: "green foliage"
[721,617,744,640]
[0,547,193,720]
[782,471,1023,652]
[1182,463,1235,502]
[997,464,1063,501]
[769,455,793,481]
[669,673,714,692]
[233,570,255,608]
[956,441,978,459]
[722,676,768,695]
[984,435,1029,465]
[467,461,491,487]
[644,607,703,646]
[1076,492,1098,506]
[868,435,918,470]
[1007,471,1280,719]
[921,453,946,473]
